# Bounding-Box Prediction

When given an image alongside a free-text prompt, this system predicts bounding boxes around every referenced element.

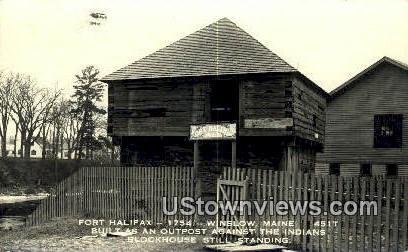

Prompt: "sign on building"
[244,118,293,129]
[190,123,236,140]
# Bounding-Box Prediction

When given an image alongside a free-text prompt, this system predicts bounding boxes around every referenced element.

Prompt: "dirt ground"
[0,218,207,251]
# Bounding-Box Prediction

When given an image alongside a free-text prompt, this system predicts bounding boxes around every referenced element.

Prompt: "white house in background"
[1,136,115,160]
[1,137,71,159]
[0,137,44,158]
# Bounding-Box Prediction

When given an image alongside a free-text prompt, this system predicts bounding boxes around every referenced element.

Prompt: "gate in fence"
[216,177,248,239]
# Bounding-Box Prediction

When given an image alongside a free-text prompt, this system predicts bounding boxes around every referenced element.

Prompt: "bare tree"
[62,101,81,159]
[10,74,60,158]
[0,71,15,157]
[47,98,72,159]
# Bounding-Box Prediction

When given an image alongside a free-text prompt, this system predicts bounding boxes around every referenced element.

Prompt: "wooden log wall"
[292,75,326,145]
[109,79,194,136]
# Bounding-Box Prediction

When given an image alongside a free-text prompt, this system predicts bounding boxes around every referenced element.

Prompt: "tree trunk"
[24,131,34,159]
[60,133,64,159]
[55,126,60,159]
[67,140,72,159]
[111,145,115,161]
[24,142,31,158]
[1,136,6,157]
[20,129,26,158]
[42,125,47,159]
[51,125,56,158]
[1,115,8,157]
[13,126,18,158]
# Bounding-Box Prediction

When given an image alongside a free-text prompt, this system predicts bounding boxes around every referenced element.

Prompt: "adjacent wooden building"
[316,57,408,177]
[101,18,327,196]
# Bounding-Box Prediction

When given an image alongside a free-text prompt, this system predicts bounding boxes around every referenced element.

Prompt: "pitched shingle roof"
[101,18,297,81]
[330,56,408,98]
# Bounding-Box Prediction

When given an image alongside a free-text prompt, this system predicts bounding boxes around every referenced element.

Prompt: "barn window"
[31,150,37,156]
[329,163,340,176]
[360,163,372,176]
[374,114,403,148]
[386,164,398,177]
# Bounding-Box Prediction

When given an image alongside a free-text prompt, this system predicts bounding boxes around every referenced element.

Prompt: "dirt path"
[0,218,206,251]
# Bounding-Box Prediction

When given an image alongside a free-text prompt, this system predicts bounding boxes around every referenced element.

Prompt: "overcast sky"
[0,0,407,94]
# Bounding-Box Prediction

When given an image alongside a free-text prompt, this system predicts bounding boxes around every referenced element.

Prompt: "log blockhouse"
[102,18,328,197]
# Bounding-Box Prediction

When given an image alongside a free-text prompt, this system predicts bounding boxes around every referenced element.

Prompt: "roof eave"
[100,70,299,83]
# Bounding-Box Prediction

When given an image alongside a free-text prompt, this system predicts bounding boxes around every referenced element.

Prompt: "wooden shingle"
[101,18,297,81]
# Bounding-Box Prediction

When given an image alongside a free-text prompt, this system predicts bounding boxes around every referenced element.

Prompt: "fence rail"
[25,166,408,251]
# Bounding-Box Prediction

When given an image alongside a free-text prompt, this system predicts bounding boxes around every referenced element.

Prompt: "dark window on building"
[210,80,239,122]
[145,108,167,117]
[374,114,403,148]
[313,115,317,128]
[329,163,340,176]
[31,150,37,156]
[386,164,398,177]
[360,163,372,176]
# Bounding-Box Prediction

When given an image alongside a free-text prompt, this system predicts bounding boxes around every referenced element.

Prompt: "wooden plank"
[352,176,359,252]
[385,180,392,252]
[316,175,322,252]
[301,173,309,251]
[393,180,400,251]
[401,181,408,251]
[273,172,278,224]
[308,174,315,252]
[367,177,375,252]
[376,177,383,251]
[344,177,351,252]
[360,177,366,251]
